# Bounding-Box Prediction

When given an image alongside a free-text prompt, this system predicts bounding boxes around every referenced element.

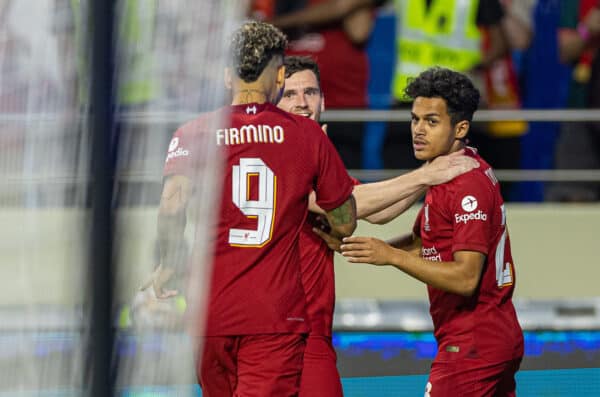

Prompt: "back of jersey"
[166,102,353,336]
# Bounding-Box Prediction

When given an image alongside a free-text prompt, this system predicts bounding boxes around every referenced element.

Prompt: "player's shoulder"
[174,108,223,137]
[448,148,497,190]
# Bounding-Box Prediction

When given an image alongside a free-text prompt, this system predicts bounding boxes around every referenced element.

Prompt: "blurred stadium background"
[0,0,598,396]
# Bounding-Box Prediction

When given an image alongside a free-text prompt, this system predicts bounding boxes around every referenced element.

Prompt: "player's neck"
[450,140,466,153]
[231,88,269,105]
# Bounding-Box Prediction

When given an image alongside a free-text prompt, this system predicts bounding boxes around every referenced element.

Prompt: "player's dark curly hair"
[284,56,321,85]
[229,21,288,83]
[404,67,481,125]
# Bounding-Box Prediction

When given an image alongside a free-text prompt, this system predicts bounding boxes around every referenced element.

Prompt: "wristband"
[577,23,591,42]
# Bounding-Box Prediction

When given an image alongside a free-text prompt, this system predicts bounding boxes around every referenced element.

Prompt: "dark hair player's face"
[278,69,324,121]
[410,97,466,161]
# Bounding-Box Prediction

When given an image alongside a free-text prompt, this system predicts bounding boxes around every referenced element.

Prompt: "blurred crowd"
[0,0,599,203]
[247,0,600,202]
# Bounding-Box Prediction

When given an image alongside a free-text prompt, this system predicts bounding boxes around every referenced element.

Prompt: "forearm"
[342,6,374,45]
[386,251,477,296]
[480,25,508,68]
[502,15,532,50]
[386,233,421,254]
[353,168,428,219]
[157,209,187,269]
[364,189,424,224]
[272,0,372,29]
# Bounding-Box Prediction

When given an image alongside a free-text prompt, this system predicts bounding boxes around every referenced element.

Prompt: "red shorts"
[198,333,306,397]
[426,355,521,397]
[299,335,343,397]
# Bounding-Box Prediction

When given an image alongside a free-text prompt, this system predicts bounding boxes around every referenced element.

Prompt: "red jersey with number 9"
[412,147,523,363]
[164,102,354,336]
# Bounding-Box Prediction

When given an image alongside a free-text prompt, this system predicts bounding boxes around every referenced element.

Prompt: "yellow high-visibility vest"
[392,0,482,101]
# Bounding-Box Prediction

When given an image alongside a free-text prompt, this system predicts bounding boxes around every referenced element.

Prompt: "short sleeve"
[449,175,495,255]
[163,122,202,178]
[311,122,354,211]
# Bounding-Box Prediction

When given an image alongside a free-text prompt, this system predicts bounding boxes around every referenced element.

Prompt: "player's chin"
[414,150,433,162]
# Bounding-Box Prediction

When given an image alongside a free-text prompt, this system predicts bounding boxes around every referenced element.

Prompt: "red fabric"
[165,102,354,336]
[300,177,359,337]
[414,148,523,364]
[286,0,369,108]
[199,334,305,397]
[299,335,343,397]
[250,0,275,20]
[426,357,521,396]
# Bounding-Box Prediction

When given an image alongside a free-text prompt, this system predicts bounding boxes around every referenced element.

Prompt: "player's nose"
[414,119,429,135]
[297,94,309,107]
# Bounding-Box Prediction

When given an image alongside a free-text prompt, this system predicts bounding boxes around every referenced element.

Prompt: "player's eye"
[305,88,320,96]
[428,119,439,126]
[282,91,295,98]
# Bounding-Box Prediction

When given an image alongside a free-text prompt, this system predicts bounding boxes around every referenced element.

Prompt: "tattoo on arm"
[327,195,357,237]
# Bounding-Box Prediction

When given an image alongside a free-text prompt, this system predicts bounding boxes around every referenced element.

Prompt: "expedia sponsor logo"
[461,195,478,212]
[422,246,441,261]
[168,137,179,152]
[165,147,189,162]
[455,210,487,224]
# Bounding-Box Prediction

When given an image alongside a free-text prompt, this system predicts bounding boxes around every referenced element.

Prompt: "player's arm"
[152,174,192,298]
[271,0,379,45]
[386,232,422,256]
[341,237,484,297]
[310,150,477,219]
[352,150,478,222]
[501,0,535,51]
[479,23,509,68]
[361,190,424,224]
[313,222,421,255]
[323,194,358,239]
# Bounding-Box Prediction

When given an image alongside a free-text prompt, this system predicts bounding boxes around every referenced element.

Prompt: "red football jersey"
[300,177,360,337]
[164,102,354,336]
[413,148,523,362]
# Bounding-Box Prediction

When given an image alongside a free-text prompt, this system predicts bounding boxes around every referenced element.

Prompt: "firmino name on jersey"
[216,124,285,146]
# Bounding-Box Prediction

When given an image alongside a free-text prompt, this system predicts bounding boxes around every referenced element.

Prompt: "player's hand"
[340,236,400,266]
[423,149,479,185]
[313,222,343,252]
[139,265,178,299]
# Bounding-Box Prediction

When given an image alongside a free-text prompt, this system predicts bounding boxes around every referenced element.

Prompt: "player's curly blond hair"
[229,21,288,83]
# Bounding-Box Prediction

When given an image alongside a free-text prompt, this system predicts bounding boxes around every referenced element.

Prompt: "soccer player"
[278,57,480,397]
[340,67,524,397]
[152,21,357,396]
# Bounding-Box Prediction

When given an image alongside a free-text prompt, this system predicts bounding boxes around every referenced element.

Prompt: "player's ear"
[454,120,469,140]
[276,64,286,90]
[224,67,233,90]
[320,94,325,114]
